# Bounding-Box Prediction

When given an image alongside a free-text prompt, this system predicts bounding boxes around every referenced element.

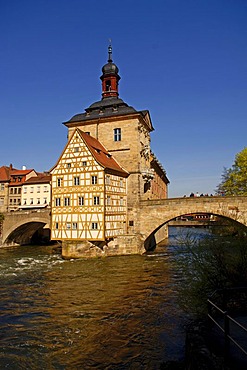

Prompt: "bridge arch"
[140,197,247,250]
[2,210,51,247]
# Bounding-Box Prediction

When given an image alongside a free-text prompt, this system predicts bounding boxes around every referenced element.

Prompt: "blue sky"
[1,0,247,197]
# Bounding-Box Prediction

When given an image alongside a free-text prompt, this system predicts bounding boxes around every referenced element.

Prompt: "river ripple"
[0,228,196,369]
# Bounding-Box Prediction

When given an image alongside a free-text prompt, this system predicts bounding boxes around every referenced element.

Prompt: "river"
[0,227,209,369]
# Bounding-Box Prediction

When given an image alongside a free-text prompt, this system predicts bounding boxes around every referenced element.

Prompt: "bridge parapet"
[140,196,247,240]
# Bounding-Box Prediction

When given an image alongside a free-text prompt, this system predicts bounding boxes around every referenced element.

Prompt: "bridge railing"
[207,287,247,362]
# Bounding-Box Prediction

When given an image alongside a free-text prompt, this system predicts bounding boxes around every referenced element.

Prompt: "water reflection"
[0,231,196,369]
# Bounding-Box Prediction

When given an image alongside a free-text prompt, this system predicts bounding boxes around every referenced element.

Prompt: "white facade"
[21,180,51,209]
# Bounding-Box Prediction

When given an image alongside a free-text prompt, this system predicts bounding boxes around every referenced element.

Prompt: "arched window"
[106,80,111,91]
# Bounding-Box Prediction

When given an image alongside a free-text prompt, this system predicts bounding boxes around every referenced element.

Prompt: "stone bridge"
[1,209,50,246]
[1,197,247,250]
[140,196,247,248]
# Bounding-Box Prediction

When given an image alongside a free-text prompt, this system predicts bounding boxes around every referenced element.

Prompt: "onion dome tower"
[100,43,121,99]
[64,43,138,123]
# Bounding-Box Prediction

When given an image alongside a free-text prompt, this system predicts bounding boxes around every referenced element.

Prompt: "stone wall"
[62,234,145,259]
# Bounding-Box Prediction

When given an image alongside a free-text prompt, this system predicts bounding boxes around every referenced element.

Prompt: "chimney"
[22,165,26,170]
[9,163,13,170]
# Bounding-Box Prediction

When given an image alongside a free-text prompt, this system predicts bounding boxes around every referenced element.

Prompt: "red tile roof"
[0,166,11,182]
[10,169,34,176]
[24,174,51,185]
[79,130,129,177]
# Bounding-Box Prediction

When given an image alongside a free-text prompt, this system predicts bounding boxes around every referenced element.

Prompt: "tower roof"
[63,44,154,132]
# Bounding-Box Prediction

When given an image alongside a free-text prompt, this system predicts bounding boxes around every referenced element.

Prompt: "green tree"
[216,147,247,195]
[175,230,247,316]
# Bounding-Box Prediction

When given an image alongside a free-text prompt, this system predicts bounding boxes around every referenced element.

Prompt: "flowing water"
[0,227,208,369]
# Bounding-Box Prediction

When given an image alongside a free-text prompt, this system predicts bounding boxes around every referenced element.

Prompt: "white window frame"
[114,128,121,142]
[93,196,100,205]
[74,177,80,186]
[78,196,84,206]
[91,175,97,185]
[55,198,61,206]
[64,197,70,206]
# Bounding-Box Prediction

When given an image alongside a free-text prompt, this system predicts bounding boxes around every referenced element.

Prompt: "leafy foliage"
[216,147,247,195]
[175,229,247,317]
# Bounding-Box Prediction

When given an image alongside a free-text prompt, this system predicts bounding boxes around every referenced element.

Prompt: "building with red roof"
[20,173,51,209]
[50,44,169,257]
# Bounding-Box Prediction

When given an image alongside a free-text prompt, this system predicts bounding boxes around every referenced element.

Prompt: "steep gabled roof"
[50,129,129,178]
[78,129,129,177]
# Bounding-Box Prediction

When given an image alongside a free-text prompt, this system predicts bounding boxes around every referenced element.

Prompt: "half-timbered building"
[50,128,128,242]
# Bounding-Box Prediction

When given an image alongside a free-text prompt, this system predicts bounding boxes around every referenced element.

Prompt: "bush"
[174,229,247,317]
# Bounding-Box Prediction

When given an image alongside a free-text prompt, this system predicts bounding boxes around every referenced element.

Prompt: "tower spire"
[100,42,121,99]
[108,40,112,62]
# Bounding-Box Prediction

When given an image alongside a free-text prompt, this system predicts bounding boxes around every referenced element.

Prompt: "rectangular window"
[23,187,27,194]
[78,196,84,206]
[37,186,40,193]
[74,177,80,186]
[72,222,77,230]
[114,128,121,142]
[30,198,33,205]
[74,147,79,153]
[67,163,71,168]
[107,196,111,205]
[57,178,63,187]
[93,196,100,205]
[1,184,4,191]
[10,188,13,194]
[82,161,87,166]
[44,198,47,204]
[18,188,21,194]
[120,178,123,187]
[0,198,4,205]
[66,223,71,229]
[23,199,27,205]
[14,188,17,194]
[30,187,34,193]
[106,175,110,185]
[91,175,97,185]
[120,197,123,206]
[44,186,48,193]
[64,197,70,206]
[55,198,61,206]
[92,222,98,230]
[37,198,40,204]
[18,199,21,205]
[55,222,59,229]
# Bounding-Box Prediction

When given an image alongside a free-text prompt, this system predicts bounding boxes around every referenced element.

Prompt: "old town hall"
[50,44,169,258]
